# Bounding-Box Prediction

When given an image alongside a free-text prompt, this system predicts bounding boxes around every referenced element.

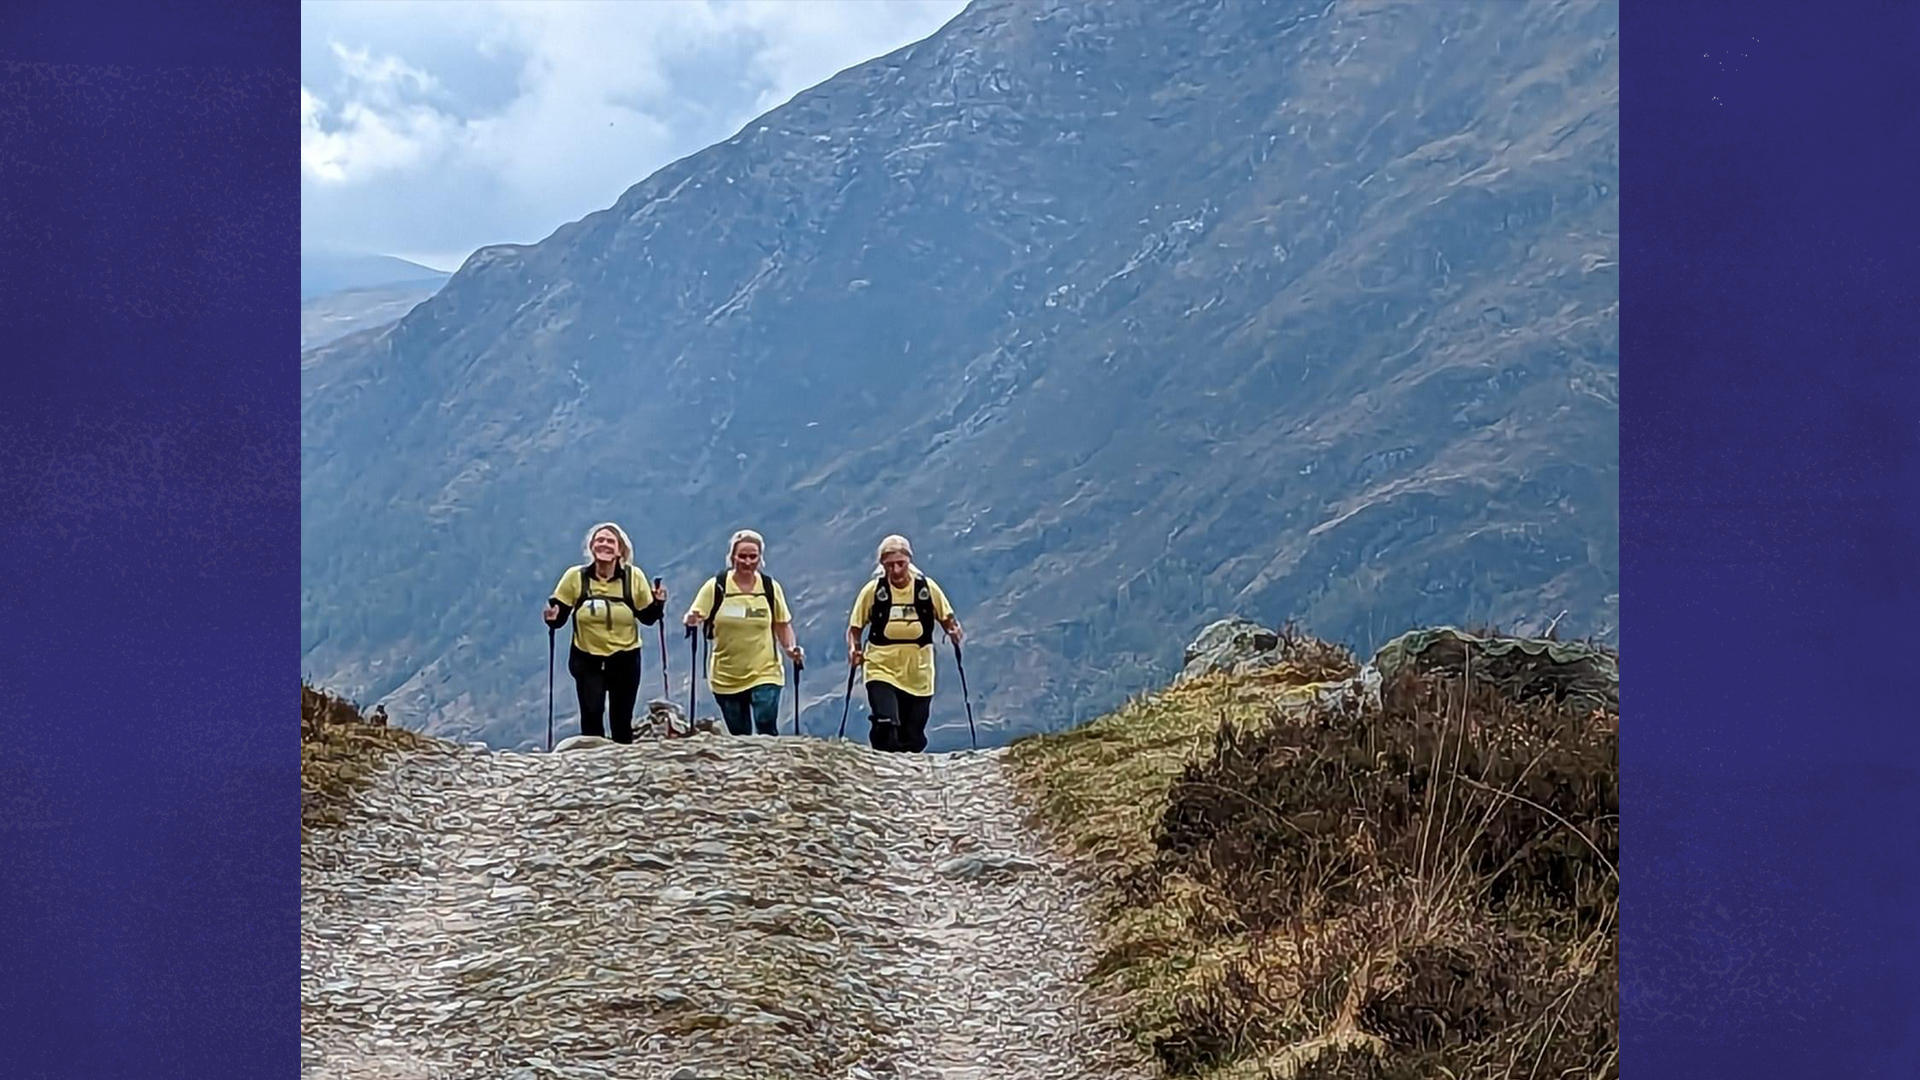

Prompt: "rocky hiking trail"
[301,733,1158,1080]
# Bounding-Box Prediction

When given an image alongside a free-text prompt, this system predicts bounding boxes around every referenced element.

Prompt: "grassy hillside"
[1008,627,1618,1079]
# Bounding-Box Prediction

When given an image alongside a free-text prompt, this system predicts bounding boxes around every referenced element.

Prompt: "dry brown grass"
[1010,631,1618,1080]
[301,680,438,834]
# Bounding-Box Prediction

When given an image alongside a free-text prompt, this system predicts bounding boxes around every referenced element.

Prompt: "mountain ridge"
[300,249,448,300]
[301,0,1618,749]
[301,281,445,351]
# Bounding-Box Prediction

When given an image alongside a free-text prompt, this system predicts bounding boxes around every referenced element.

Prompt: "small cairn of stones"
[555,700,724,753]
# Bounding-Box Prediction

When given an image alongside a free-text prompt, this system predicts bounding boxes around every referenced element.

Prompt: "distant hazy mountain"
[300,249,448,300]
[301,0,1618,750]
[301,282,445,351]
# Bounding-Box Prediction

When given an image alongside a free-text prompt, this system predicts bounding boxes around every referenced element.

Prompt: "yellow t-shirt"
[688,572,792,695]
[849,575,954,698]
[552,564,656,656]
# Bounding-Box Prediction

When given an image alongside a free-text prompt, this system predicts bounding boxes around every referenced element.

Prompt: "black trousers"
[867,680,932,753]
[569,646,641,743]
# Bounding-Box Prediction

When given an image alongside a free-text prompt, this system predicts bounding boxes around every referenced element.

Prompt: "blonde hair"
[581,522,634,565]
[728,529,766,565]
[874,534,921,578]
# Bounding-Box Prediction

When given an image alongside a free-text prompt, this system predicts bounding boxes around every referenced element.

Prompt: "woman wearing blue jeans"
[683,530,803,735]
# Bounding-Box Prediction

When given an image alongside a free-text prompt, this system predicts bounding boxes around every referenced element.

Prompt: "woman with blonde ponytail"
[683,529,802,736]
[845,534,962,753]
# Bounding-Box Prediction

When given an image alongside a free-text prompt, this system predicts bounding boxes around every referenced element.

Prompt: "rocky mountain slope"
[300,0,1618,749]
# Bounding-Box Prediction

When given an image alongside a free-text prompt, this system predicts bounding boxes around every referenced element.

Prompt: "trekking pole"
[546,625,557,751]
[837,657,858,739]
[953,639,977,751]
[685,624,698,728]
[791,654,805,736]
[654,577,669,699]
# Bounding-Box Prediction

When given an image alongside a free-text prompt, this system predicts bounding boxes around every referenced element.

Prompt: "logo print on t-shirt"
[722,598,769,621]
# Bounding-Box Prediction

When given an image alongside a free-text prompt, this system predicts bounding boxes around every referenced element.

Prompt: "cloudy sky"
[301,0,967,272]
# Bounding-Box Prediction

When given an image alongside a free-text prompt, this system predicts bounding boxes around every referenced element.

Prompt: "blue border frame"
[0,2,299,1076]
[1,0,1915,1074]
[1621,0,1920,1074]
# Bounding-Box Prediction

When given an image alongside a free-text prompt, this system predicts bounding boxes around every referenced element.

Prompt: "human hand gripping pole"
[791,649,805,736]
[542,600,566,751]
[655,577,669,699]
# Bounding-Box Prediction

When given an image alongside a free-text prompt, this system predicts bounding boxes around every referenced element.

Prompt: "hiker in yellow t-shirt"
[682,529,804,736]
[846,534,962,753]
[542,522,667,743]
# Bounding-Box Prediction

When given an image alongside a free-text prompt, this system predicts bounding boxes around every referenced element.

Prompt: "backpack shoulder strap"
[866,576,891,643]
[702,571,728,639]
[912,572,936,646]
[568,565,591,622]
[762,576,783,649]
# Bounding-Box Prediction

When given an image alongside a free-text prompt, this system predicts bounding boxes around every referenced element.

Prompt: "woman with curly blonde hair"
[542,522,667,743]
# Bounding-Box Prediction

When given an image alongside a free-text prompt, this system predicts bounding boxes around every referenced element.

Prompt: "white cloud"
[302,41,463,184]
[300,0,966,265]
[329,40,441,100]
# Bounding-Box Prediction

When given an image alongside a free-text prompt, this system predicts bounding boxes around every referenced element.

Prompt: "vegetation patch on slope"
[301,680,438,834]
[1008,627,1618,1079]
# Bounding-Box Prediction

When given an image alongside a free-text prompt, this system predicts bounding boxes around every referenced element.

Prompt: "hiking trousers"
[866,679,932,753]
[714,683,781,736]
[569,645,641,743]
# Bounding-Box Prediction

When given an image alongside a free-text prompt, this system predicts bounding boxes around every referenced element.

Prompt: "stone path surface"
[301,734,1157,1080]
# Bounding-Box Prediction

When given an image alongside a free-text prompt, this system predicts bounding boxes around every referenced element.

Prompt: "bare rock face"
[1178,617,1284,681]
[1371,626,1620,709]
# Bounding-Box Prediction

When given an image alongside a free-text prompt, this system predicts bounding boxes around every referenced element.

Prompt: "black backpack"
[867,573,937,647]
[701,571,781,642]
[570,564,643,645]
